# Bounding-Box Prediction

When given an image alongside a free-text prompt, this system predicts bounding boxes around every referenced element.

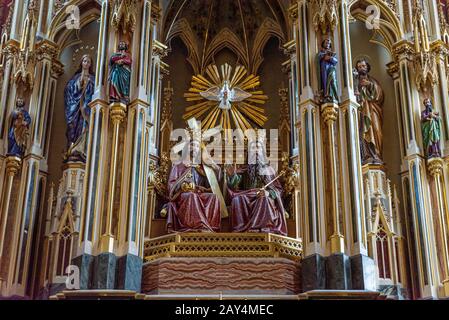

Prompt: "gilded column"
[322,103,344,254]
[0,40,19,148]
[428,158,449,297]
[0,156,21,293]
[100,103,126,253]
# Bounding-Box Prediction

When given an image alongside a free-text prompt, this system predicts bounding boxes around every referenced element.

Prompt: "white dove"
[200,80,252,110]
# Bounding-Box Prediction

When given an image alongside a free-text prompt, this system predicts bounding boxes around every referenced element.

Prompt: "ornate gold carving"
[288,2,299,22]
[150,2,161,23]
[35,40,59,61]
[412,0,438,90]
[311,0,338,34]
[428,157,444,177]
[438,0,449,37]
[392,40,414,61]
[53,0,65,15]
[110,0,138,34]
[110,102,127,123]
[148,153,170,196]
[144,233,303,262]
[322,103,338,125]
[282,153,300,196]
[414,51,438,91]
[14,50,35,91]
[5,156,21,175]
[279,88,290,124]
[152,40,168,58]
[161,82,173,123]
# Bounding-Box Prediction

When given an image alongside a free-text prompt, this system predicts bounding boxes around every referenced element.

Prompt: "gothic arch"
[349,0,404,56]
[166,18,201,74]
[203,28,248,72]
[48,0,101,45]
[251,18,285,74]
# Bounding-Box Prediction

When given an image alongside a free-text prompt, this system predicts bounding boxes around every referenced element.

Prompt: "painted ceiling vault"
[162,0,290,74]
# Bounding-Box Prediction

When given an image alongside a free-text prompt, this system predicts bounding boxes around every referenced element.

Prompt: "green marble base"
[326,253,351,290]
[92,253,117,290]
[72,254,94,290]
[116,254,143,292]
[301,254,326,291]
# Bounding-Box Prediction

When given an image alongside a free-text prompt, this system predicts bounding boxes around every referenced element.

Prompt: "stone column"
[75,0,159,293]
[291,0,327,291]
[335,0,374,291]
[3,156,40,297]
[407,157,440,298]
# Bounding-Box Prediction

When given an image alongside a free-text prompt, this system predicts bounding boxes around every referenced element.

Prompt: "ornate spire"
[311,0,339,34]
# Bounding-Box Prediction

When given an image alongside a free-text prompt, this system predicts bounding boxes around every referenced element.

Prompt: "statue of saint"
[318,38,339,103]
[64,54,95,162]
[421,98,442,159]
[7,98,31,158]
[227,140,288,236]
[109,41,132,104]
[166,139,222,233]
[354,59,384,164]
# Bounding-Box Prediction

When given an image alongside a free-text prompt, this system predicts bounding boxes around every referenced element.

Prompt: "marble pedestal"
[350,254,376,291]
[72,254,94,290]
[142,257,301,295]
[72,253,143,292]
[301,254,326,291]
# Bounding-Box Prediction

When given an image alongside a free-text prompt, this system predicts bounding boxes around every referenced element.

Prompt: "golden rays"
[183,63,268,133]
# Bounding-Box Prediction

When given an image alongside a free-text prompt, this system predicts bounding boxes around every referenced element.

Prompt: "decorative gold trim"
[144,233,303,262]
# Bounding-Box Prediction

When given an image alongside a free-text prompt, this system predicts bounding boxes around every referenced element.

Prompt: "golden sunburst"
[183,63,268,133]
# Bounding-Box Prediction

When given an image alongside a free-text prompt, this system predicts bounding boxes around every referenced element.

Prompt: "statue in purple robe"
[109,41,132,104]
[7,98,31,158]
[64,54,95,162]
[318,38,339,103]
[166,140,222,233]
[421,98,442,159]
[227,140,288,236]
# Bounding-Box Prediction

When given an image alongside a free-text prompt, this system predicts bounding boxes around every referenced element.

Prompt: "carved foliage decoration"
[110,0,138,34]
[148,153,170,197]
[311,0,339,34]
[412,0,438,90]
[414,51,438,90]
[14,49,35,91]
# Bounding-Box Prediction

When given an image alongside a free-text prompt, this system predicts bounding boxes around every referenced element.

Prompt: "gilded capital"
[428,157,444,177]
[5,156,22,176]
[322,103,338,125]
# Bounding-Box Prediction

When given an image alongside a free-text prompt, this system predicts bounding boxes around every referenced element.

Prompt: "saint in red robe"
[166,163,221,233]
[228,164,288,236]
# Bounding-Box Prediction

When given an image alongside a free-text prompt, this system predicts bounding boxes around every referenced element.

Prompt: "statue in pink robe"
[227,141,288,236]
[166,141,221,233]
